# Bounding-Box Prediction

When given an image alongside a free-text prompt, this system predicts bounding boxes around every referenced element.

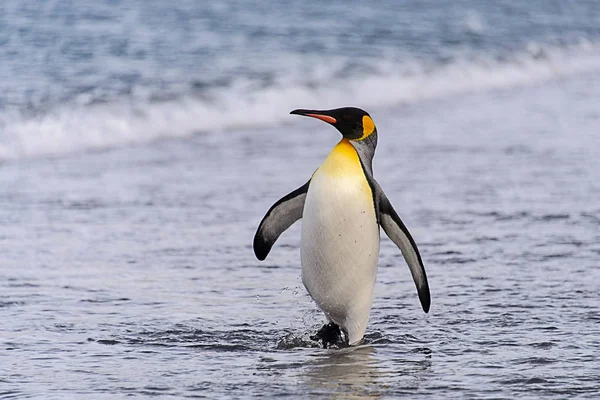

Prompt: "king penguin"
[253,107,430,348]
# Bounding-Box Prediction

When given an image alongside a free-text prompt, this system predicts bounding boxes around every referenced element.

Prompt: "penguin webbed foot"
[310,323,348,349]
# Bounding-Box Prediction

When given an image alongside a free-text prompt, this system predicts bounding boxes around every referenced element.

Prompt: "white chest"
[299,140,380,340]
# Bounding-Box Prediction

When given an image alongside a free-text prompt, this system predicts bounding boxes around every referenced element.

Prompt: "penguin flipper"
[377,190,431,313]
[253,180,310,261]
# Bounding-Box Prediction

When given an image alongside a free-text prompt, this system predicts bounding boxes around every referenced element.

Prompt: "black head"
[290,107,376,140]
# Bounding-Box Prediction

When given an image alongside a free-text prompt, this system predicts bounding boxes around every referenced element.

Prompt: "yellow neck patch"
[358,115,375,140]
[315,139,373,202]
[318,139,361,176]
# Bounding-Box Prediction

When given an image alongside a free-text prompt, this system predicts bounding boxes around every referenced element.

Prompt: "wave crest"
[1,42,599,160]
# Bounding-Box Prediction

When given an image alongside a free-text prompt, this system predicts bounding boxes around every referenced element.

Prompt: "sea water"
[1,1,599,398]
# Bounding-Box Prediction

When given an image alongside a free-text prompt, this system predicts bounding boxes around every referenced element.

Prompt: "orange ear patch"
[360,115,375,139]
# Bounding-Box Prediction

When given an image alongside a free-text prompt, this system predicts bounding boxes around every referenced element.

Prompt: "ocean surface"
[1,0,600,398]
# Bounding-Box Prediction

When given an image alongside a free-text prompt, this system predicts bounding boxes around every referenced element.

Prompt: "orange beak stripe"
[305,114,337,124]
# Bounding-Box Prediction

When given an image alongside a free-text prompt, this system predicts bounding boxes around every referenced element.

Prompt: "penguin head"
[290,107,377,141]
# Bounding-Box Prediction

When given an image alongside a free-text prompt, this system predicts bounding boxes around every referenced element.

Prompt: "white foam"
[1,42,600,160]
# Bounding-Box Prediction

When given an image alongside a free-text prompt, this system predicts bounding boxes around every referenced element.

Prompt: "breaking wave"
[1,42,599,160]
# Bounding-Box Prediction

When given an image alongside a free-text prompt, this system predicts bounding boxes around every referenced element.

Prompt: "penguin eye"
[343,115,351,122]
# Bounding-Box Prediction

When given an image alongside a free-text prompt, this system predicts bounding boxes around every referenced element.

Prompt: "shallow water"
[2,67,600,398]
[2,1,600,398]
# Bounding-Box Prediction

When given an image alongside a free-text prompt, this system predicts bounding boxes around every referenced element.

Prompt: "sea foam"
[1,42,599,161]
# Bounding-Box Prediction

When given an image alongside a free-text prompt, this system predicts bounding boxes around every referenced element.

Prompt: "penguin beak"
[290,109,337,124]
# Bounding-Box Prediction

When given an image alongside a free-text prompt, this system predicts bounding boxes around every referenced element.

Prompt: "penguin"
[253,107,430,348]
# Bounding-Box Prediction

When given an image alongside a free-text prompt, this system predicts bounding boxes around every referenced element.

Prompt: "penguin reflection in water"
[253,107,430,348]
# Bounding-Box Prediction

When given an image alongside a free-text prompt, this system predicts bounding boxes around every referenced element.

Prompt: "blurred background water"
[1,0,599,398]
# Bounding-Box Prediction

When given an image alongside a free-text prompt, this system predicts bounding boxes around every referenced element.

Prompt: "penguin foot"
[310,323,348,349]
